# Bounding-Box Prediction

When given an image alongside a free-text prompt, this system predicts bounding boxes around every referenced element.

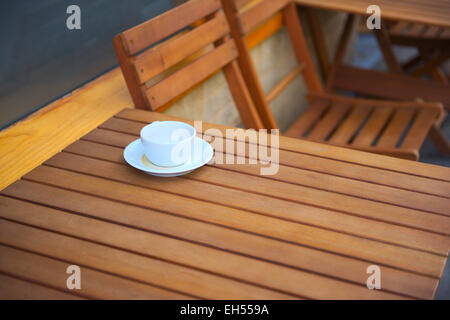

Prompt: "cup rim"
[140,121,196,145]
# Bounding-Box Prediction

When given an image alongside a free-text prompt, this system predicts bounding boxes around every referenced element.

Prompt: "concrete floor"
[353,34,450,299]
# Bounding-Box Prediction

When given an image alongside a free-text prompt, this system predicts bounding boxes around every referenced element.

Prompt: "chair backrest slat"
[238,0,290,35]
[144,39,238,110]
[222,0,323,129]
[133,12,230,85]
[232,0,254,11]
[114,0,264,129]
[120,0,221,55]
[283,2,323,92]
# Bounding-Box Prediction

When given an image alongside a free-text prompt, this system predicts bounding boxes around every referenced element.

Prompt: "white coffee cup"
[140,121,196,167]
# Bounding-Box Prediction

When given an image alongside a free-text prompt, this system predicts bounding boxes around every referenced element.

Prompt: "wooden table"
[1,109,449,299]
[295,0,450,28]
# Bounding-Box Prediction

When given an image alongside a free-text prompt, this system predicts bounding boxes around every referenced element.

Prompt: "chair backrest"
[222,0,324,129]
[113,0,263,129]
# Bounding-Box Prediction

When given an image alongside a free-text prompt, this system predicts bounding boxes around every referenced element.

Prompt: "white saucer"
[123,137,214,177]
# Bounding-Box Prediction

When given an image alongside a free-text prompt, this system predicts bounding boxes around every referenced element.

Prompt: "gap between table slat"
[95,121,450,211]
[0,200,406,300]
[0,217,294,300]
[114,109,450,182]
[71,130,450,238]
[0,272,84,300]
[15,164,448,279]
[108,115,450,198]
[0,243,192,299]
[0,182,439,299]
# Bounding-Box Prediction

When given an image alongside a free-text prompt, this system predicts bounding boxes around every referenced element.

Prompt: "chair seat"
[388,21,450,40]
[387,21,450,49]
[284,93,443,160]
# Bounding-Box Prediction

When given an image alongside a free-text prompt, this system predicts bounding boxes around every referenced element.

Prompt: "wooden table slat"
[0,218,293,300]
[0,197,409,300]
[58,138,450,257]
[17,164,447,279]
[115,109,450,183]
[100,117,450,204]
[0,244,190,299]
[38,152,450,254]
[0,181,438,299]
[0,273,83,300]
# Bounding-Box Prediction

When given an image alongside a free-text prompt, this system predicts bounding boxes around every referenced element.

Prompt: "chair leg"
[413,49,450,78]
[304,8,330,81]
[402,54,422,72]
[373,22,403,74]
[432,68,449,85]
[429,124,450,155]
[423,107,450,154]
[326,14,356,92]
[429,110,450,155]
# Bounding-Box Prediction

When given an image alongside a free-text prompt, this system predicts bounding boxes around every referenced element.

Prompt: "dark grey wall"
[0,0,183,129]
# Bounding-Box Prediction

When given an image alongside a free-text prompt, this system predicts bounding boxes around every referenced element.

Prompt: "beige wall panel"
[164,10,357,131]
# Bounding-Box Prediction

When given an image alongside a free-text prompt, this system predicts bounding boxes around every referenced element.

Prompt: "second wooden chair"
[222,0,444,160]
[381,20,450,83]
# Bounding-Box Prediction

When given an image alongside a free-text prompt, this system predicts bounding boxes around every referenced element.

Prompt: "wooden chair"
[375,21,450,155]
[324,14,450,155]
[222,0,445,160]
[298,7,450,112]
[382,21,450,83]
[113,0,263,130]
